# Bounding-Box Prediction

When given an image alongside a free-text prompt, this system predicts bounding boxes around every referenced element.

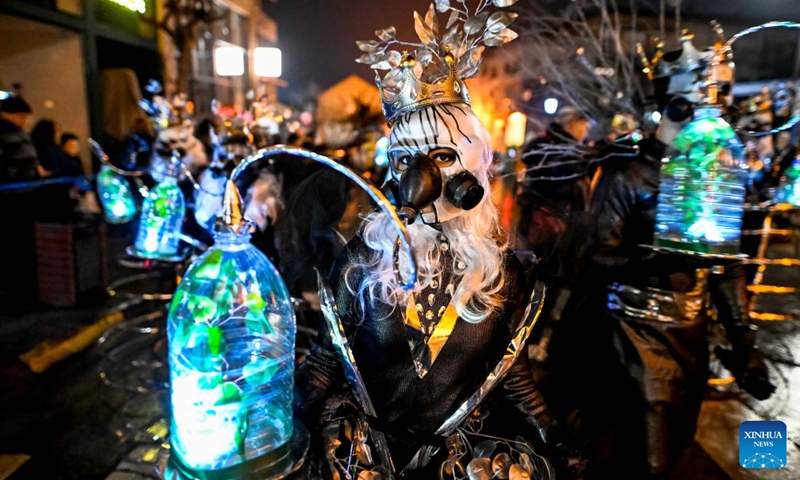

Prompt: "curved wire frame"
[89,138,148,178]
[231,145,418,290]
[726,22,800,138]
[89,138,224,196]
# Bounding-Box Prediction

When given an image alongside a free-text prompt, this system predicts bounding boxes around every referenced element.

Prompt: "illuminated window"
[214,46,245,77]
[254,47,282,78]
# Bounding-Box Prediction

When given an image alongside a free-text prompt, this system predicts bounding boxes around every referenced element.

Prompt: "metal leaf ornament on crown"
[356,0,519,122]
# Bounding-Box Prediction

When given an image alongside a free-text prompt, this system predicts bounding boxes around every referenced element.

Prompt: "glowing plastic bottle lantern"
[775,159,800,206]
[133,160,185,258]
[654,106,748,254]
[168,182,295,476]
[97,165,137,224]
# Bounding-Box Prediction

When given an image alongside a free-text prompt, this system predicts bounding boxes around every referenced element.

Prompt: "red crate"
[35,222,108,307]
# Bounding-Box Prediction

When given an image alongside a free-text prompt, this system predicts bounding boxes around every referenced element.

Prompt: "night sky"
[263,0,434,102]
[262,0,800,104]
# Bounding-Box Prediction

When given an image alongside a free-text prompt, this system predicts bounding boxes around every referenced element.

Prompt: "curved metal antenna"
[89,138,224,196]
[232,145,418,290]
[726,21,800,47]
[726,22,800,138]
[89,138,147,177]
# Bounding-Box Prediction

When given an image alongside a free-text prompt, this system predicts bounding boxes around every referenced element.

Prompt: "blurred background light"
[254,47,282,78]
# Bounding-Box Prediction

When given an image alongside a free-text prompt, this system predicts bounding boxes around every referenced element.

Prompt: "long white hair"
[345,147,507,324]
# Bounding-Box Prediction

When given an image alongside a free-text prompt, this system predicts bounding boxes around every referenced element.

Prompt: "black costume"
[546,137,773,478]
[296,237,578,479]
[517,122,591,257]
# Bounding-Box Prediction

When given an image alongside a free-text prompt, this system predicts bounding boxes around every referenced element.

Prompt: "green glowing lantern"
[775,159,800,206]
[97,165,137,224]
[167,181,295,477]
[133,157,185,259]
[654,105,748,254]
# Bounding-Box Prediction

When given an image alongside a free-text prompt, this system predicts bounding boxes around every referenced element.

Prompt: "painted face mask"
[387,103,492,224]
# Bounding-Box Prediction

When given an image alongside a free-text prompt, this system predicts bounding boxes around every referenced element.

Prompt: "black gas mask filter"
[382,153,484,224]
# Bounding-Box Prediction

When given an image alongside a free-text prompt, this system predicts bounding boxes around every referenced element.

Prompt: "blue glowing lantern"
[167,181,295,476]
[775,159,800,206]
[133,156,186,258]
[654,105,748,254]
[97,165,137,224]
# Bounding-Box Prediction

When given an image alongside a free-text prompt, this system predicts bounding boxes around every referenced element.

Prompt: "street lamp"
[254,47,282,78]
[544,98,558,115]
[214,46,245,77]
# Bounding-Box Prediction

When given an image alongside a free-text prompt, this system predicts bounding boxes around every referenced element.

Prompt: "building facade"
[0,0,279,171]
[0,0,161,171]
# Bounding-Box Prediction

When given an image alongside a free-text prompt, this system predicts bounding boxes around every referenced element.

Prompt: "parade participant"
[517,106,593,255]
[0,95,39,183]
[295,3,584,479]
[545,29,775,479]
[516,106,596,348]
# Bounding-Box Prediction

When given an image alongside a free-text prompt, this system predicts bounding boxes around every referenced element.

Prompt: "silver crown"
[356,1,520,125]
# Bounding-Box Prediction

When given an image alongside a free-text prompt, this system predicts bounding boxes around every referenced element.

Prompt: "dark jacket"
[0,119,39,184]
[547,136,771,478]
[519,123,591,215]
[37,145,83,178]
[517,122,592,276]
[296,237,578,478]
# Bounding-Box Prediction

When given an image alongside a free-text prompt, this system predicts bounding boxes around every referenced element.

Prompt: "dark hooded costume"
[545,136,774,478]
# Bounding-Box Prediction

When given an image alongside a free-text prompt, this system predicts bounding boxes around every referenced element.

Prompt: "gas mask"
[383,103,491,225]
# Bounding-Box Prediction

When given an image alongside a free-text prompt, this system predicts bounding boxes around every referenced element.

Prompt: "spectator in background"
[0,96,39,306]
[0,96,40,184]
[194,118,224,166]
[59,133,85,177]
[30,119,77,221]
[515,106,595,340]
[30,119,63,178]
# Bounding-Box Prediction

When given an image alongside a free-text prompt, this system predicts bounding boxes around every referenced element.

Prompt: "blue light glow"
[133,174,185,258]
[775,160,800,206]
[374,136,390,167]
[97,165,137,224]
[168,230,295,472]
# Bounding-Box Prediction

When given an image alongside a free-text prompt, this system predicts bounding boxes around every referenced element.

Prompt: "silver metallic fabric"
[607,269,710,323]
[437,280,546,435]
[316,270,395,472]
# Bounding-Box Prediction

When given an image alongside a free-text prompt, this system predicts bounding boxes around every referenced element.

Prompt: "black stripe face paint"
[386,102,493,225]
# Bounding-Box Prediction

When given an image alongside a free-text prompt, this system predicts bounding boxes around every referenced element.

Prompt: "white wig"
[345,104,507,323]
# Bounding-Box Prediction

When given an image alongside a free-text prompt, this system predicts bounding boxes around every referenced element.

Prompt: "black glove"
[714,345,775,400]
[550,442,587,480]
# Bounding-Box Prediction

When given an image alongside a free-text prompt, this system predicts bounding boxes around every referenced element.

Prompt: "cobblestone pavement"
[2,234,800,480]
[694,240,800,480]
